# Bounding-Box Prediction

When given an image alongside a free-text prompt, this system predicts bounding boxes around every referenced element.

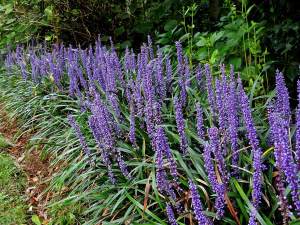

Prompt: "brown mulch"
[0,104,53,223]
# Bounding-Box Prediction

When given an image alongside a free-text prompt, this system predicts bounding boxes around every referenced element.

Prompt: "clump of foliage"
[156,0,300,98]
[1,37,300,225]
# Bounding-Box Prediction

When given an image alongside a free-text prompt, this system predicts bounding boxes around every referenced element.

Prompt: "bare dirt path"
[0,104,52,224]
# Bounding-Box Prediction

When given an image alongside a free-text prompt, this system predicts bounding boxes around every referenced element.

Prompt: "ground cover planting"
[0,37,299,225]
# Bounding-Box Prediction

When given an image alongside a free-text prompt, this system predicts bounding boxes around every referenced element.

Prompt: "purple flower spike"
[88,116,115,184]
[129,103,136,145]
[196,103,205,140]
[155,127,178,182]
[175,41,184,77]
[204,64,216,118]
[143,62,157,139]
[248,212,258,225]
[215,79,226,130]
[124,47,131,72]
[275,70,291,121]
[155,142,167,192]
[238,79,262,223]
[275,173,290,224]
[155,48,166,100]
[134,81,144,118]
[208,127,228,184]
[174,96,188,154]
[116,150,131,179]
[166,204,178,225]
[269,110,300,215]
[227,69,239,172]
[147,35,154,60]
[189,180,211,225]
[68,115,91,157]
[155,135,176,199]
[296,80,300,171]
[220,64,229,98]
[202,143,225,219]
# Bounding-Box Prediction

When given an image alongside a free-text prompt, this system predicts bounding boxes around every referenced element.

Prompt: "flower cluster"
[68,114,91,157]
[268,73,300,215]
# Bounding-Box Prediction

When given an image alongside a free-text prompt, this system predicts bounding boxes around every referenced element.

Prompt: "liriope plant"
[1,36,299,225]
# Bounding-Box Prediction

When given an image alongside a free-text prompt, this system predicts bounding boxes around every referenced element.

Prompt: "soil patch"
[0,104,52,223]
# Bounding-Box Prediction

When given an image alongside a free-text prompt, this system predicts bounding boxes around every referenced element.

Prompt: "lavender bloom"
[66,48,81,97]
[90,95,115,149]
[89,95,130,180]
[155,127,178,182]
[248,212,258,225]
[112,51,126,89]
[275,173,290,225]
[204,64,216,118]
[134,80,144,118]
[196,103,205,140]
[4,46,15,73]
[238,79,262,223]
[155,140,168,192]
[116,150,131,179]
[220,64,229,99]
[175,42,187,105]
[166,204,178,225]
[215,79,226,130]
[296,80,300,171]
[130,49,136,72]
[16,45,28,80]
[88,116,115,184]
[39,55,48,77]
[155,135,176,199]
[105,53,121,119]
[29,50,39,83]
[189,180,211,225]
[272,74,300,213]
[108,93,121,120]
[175,41,184,76]
[208,127,228,184]
[227,69,239,171]
[129,103,136,145]
[275,70,291,121]
[155,48,166,100]
[174,96,188,154]
[143,62,156,139]
[75,65,88,91]
[202,143,225,219]
[124,47,131,72]
[147,35,154,60]
[269,111,300,214]
[68,115,91,156]
[140,45,149,80]
[153,101,163,129]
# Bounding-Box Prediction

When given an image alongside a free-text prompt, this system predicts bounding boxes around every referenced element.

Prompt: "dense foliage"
[1,37,300,225]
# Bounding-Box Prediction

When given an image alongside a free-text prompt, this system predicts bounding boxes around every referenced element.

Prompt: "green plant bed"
[0,152,27,225]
